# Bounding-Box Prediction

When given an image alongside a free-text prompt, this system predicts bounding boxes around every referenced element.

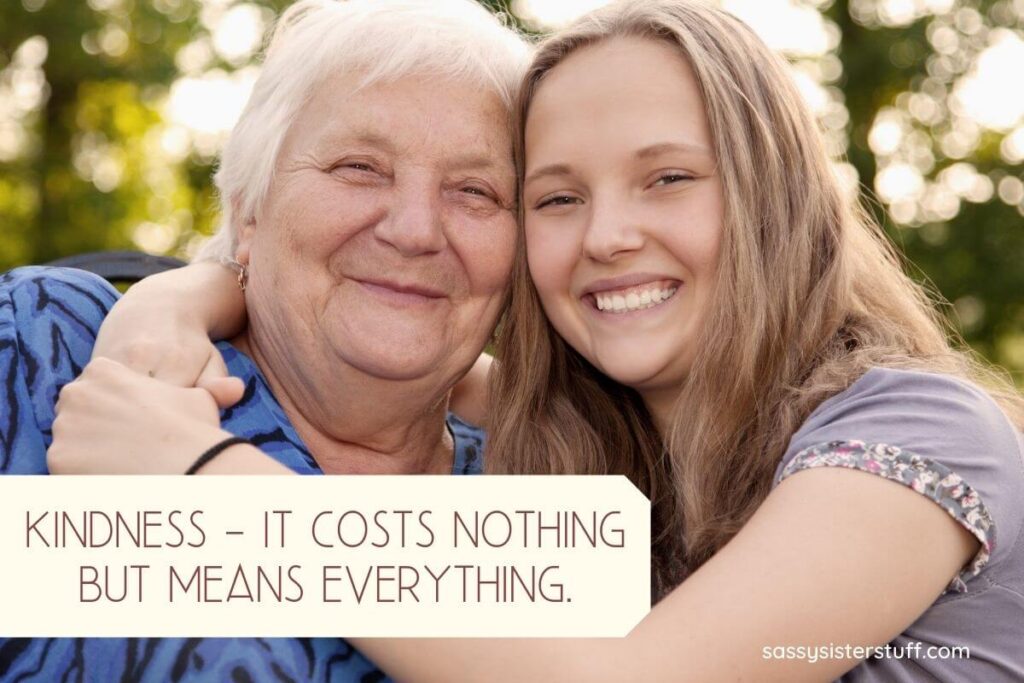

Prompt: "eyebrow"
[524,141,714,186]
[316,129,398,155]
[317,130,508,176]
[523,163,573,186]
[634,141,714,159]
[444,154,509,175]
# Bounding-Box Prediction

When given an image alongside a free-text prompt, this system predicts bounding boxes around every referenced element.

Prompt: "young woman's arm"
[92,261,246,404]
[46,362,982,680]
[352,468,978,682]
[48,357,290,475]
[91,261,493,423]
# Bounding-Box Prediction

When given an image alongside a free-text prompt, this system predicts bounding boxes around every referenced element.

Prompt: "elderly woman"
[0,0,529,680]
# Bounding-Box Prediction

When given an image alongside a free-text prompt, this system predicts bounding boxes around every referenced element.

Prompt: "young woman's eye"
[652,173,694,187]
[536,195,581,210]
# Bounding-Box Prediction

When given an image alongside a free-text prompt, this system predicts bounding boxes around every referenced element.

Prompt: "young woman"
[51,0,1024,680]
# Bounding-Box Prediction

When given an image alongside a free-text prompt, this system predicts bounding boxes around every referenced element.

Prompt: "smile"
[355,278,446,306]
[586,279,681,314]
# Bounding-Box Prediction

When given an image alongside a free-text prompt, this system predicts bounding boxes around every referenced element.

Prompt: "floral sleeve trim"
[779,440,995,594]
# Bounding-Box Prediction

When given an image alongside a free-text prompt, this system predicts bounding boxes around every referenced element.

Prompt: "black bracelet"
[186,436,251,475]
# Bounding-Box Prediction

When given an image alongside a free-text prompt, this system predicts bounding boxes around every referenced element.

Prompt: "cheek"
[525,219,578,301]
[663,191,724,284]
[703,184,726,262]
[276,177,380,258]
[675,229,720,283]
[454,212,518,296]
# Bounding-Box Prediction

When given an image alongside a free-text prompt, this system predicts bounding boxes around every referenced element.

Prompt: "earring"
[228,259,248,291]
[237,263,248,291]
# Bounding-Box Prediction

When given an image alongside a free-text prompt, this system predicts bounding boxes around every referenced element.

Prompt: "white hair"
[198,0,532,262]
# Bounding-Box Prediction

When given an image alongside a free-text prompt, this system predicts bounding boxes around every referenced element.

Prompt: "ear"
[231,194,258,265]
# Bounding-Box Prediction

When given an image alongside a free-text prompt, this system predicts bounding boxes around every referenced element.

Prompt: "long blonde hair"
[485,0,1024,598]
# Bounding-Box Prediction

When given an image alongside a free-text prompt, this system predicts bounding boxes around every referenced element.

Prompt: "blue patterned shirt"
[0,266,485,683]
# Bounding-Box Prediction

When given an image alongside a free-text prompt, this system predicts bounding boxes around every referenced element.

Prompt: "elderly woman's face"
[239,72,516,385]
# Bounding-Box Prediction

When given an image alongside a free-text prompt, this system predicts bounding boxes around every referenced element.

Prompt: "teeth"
[593,286,677,314]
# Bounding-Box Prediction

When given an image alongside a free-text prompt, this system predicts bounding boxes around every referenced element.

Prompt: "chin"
[326,317,449,373]
[592,357,667,391]
[332,333,447,382]
[342,351,444,382]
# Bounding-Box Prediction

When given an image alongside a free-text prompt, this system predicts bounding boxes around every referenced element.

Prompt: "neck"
[231,330,454,475]
[640,385,679,440]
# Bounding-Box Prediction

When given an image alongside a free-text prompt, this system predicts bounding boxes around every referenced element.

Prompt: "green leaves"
[0,0,1020,381]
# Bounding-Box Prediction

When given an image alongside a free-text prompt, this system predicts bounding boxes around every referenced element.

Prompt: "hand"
[48,357,235,474]
[91,264,246,408]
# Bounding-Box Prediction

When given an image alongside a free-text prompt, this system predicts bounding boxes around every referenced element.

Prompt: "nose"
[582,197,645,263]
[374,182,447,257]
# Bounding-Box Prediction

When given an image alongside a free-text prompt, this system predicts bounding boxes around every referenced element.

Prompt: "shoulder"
[1,266,119,336]
[786,367,1019,454]
[776,367,1024,589]
[0,267,120,471]
[780,368,1022,477]
[0,265,119,388]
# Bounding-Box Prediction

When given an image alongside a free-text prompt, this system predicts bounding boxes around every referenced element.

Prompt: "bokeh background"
[1,0,1022,383]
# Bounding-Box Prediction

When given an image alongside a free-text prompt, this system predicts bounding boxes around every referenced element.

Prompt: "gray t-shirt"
[772,367,1024,682]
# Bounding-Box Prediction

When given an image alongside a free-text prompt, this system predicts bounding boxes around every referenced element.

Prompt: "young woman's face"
[523,36,724,408]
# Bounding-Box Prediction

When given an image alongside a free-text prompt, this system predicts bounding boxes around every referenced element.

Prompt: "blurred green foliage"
[828,0,1024,383]
[0,0,1021,383]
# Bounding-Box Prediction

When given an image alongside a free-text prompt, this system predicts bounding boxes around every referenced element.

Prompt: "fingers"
[192,348,245,407]
[91,292,204,386]
[53,357,131,420]
[198,376,246,409]
[196,350,230,384]
[196,353,242,408]
[94,339,194,386]
[92,303,226,388]
[94,328,231,392]
[47,414,73,473]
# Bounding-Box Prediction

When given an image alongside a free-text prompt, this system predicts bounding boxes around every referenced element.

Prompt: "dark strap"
[186,436,251,475]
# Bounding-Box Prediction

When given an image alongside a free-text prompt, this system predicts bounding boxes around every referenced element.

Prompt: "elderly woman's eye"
[328,160,381,175]
[461,186,495,200]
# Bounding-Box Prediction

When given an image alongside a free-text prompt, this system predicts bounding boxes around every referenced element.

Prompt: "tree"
[1,0,1020,382]
[828,0,1024,381]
